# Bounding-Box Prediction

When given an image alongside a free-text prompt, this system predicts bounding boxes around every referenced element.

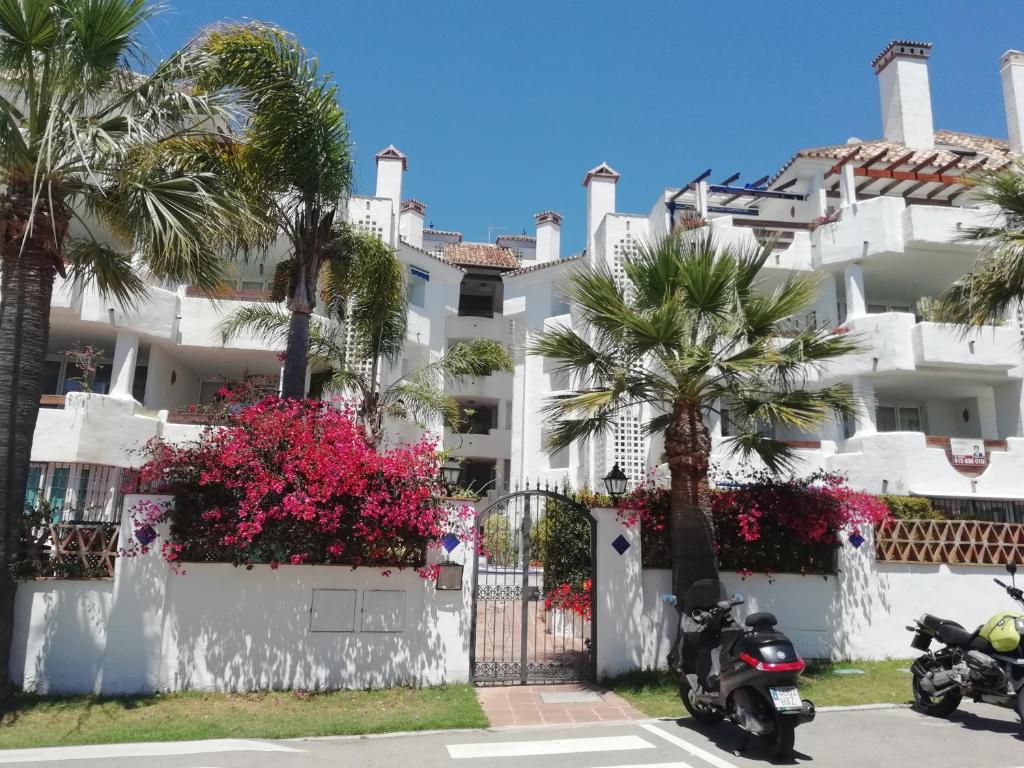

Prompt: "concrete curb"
[288,718,656,743]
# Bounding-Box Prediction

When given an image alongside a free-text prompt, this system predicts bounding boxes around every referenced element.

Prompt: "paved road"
[3,701,1023,767]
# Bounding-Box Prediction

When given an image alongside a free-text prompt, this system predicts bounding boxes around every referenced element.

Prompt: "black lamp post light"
[603,462,629,500]
[440,458,463,493]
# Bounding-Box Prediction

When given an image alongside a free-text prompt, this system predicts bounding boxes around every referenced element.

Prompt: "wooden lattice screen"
[877,519,1024,565]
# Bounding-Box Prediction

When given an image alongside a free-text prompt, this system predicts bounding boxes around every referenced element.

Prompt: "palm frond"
[63,237,146,309]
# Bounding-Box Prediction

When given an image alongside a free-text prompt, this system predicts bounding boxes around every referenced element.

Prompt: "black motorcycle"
[908,562,1024,721]
[664,579,815,760]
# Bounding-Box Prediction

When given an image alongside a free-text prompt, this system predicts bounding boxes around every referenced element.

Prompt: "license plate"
[769,686,802,711]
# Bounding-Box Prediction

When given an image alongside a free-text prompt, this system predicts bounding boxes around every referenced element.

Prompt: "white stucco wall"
[11,495,473,694]
[640,530,1023,666]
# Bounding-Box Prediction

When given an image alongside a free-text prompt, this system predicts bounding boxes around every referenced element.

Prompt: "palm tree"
[0,0,255,695]
[220,227,513,446]
[936,163,1024,326]
[530,231,861,597]
[188,22,353,399]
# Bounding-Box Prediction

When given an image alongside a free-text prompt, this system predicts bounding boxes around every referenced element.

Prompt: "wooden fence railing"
[877,519,1024,565]
[21,522,120,578]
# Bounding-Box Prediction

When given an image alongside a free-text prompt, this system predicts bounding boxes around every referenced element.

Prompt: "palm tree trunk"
[282,253,318,400]
[664,400,718,600]
[0,191,63,698]
[282,310,310,399]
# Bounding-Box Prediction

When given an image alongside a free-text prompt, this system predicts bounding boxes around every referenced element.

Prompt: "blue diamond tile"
[441,533,461,553]
[135,524,157,546]
[611,534,631,555]
[848,531,865,549]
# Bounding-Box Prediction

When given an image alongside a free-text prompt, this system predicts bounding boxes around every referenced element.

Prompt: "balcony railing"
[19,521,120,578]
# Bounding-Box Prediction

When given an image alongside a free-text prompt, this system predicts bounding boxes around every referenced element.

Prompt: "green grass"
[0,685,487,750]
[605,659,914,718]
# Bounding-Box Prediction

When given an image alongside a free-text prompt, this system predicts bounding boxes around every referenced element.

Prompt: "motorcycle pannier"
[979,611,1023,652]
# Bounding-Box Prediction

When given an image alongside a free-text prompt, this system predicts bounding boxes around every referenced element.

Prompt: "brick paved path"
[476,683,647,726]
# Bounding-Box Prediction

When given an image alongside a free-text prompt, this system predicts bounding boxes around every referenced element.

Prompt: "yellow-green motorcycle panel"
[979,611,1024,652]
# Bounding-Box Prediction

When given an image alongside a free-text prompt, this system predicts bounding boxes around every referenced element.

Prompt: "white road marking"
[446,734,655,759]
[640,723,741,768]
[0,739,302,764]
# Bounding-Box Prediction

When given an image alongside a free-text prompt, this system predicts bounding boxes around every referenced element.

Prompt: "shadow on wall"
[161,563,459,693]
[13,580,114,694]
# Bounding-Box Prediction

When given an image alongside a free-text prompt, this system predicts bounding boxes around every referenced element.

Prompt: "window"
[240,280,265,292]
[49,467,70,519]
[74,468,91,519]
[24,465,43,513]
[408,267,428,308]
[877,403,923,432]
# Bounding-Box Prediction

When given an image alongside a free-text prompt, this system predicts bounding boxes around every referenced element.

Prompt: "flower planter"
[544,608,591,638]
[436,561,464,590]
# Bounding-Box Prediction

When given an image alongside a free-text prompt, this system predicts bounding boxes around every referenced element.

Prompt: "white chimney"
[374,145,406,245]
[400,199,426,249]
[583,162,619,256]
[872,40,934,149]
[534,211,562,264]
[1001,50,1024,155]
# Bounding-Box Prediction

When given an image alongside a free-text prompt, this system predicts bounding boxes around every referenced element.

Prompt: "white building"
[24,40,1024,523]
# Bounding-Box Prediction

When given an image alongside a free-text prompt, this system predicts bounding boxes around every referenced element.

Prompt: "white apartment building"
[24,40,1024,523]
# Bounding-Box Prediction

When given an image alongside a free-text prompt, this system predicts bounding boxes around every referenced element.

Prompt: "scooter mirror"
[1008,562,1018,576]
[732,592,746,605]
[661,594,677,607]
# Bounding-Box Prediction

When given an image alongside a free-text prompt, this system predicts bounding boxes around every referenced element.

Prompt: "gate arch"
[470,489,596,685]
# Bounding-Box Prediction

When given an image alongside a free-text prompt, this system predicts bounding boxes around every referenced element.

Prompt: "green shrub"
[881,495,944,521]
[481,514,516,567]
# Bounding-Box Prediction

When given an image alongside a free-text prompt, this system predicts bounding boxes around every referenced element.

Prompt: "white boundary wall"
[639,528,1020,667]
[11,495,472,694]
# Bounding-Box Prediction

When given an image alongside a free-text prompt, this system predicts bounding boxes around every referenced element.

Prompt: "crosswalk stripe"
[447,734,654,759]
[0,739,302,764]
[640,723,740,768]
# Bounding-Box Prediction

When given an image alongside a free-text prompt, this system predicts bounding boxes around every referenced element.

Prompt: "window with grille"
[356,213,384,240]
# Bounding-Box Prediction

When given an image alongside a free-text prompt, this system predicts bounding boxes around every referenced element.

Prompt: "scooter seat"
[744,612,778,630]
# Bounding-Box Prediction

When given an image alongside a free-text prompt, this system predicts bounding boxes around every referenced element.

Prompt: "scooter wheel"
[761,713,796,760]
[912,662,961,717]
[679,677,724,725]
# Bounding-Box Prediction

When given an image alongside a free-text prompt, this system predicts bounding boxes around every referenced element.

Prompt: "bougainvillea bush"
[616,470,890,575]
[132,397,458,572]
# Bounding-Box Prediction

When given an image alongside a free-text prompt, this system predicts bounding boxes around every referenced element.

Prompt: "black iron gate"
[470,489,596,685]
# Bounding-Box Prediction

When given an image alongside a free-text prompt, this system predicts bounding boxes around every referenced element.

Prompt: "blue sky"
[142,1,1024,254]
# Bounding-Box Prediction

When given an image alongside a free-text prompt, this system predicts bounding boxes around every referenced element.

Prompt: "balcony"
[444,427,511,460]
[820,314,1022,381]
[447,371,513,400]
[447,313,509,342]
[813,196,906,266]
[51,276,82,314]
[177,293,282,350]
[902,205,998,249]
[912,323,1020,371]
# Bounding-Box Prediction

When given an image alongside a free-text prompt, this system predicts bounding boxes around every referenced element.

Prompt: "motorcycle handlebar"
[995,578,1009,588]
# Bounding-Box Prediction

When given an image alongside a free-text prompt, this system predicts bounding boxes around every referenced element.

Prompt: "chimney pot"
[534,211,562,264]
[1001,50,1024,155]
[583,162,619,256]
[400,198,426,249]
[872,40,935,149]
[374,145,407,246]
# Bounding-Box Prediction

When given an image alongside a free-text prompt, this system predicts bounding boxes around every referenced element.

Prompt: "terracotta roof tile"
[442,242,520,270]
[504,252,585,278]
[423,228,462,239]
[770,129,1014,187]
[496,234,537,243]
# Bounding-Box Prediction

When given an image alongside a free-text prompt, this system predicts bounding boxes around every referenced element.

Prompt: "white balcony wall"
[819,312,918,380]
[50,276,83,314]
[177,296,284,351]
[33,393,162,467]
[912,322,1021,371]
[447,314,510,343]
[445,428,511,461]
[447,371,513,401]
[902,204,1000,248]
[814,196,907,266]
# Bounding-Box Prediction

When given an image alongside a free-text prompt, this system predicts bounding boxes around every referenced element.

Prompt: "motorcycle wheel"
[912,662,962,717]
[679,677,725,725]
[760,713,796,761]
